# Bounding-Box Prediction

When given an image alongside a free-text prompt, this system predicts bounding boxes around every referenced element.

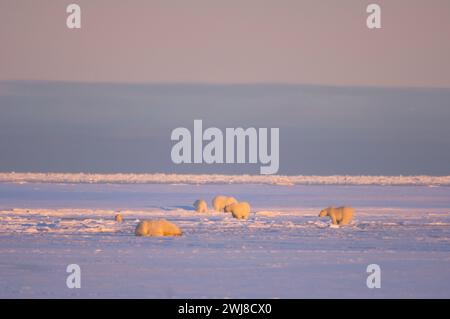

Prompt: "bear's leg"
[330,215,338,225]
[340,218,351,225]
[340,214,352,225]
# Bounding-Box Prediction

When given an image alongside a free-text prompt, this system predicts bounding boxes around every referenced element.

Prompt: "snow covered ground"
[1,182,450,298]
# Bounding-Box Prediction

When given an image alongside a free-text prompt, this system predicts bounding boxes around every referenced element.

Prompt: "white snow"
[1,182,450,298]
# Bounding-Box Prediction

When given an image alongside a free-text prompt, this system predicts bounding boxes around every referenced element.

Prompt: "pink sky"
[1,0,450,87]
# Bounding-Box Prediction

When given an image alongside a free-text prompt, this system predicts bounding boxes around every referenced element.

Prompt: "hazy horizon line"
[2,171,450,178]
[2,79,450,91]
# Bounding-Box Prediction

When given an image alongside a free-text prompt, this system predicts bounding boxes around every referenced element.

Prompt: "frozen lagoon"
[1,182,450,298]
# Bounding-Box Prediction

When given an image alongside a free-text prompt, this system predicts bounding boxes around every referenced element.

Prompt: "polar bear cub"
[193,199,208,213]
[319,206,354,225]
[212,195,237,212]
[135,219,182,237]
[212,195,227,211]
[227,202,251,219]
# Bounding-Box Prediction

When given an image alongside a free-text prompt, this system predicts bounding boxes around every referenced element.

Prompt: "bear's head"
[319,207,331,217]
[224,204,234,213]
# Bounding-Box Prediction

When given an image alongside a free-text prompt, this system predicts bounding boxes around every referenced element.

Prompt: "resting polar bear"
[319,207,354,225]
[114,213,123,222]
[193,199,208,213]
[135,219,182,237]
[227,202,251,219]
[212,196,237,212]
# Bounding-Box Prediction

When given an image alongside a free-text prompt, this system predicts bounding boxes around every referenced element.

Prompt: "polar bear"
[223,197,238,212]
[135,219,182,237]
[193,199,208,213]
[227,202,251,219]
[212,195,227,211]
[319,206,354,225]
[114,213,123,223]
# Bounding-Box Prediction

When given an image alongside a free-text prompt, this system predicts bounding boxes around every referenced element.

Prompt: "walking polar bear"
[135,219,182,237]
[226,202,251,220]
[193,199,208,213]
[319,206,354,225]
[212,195,238,212]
